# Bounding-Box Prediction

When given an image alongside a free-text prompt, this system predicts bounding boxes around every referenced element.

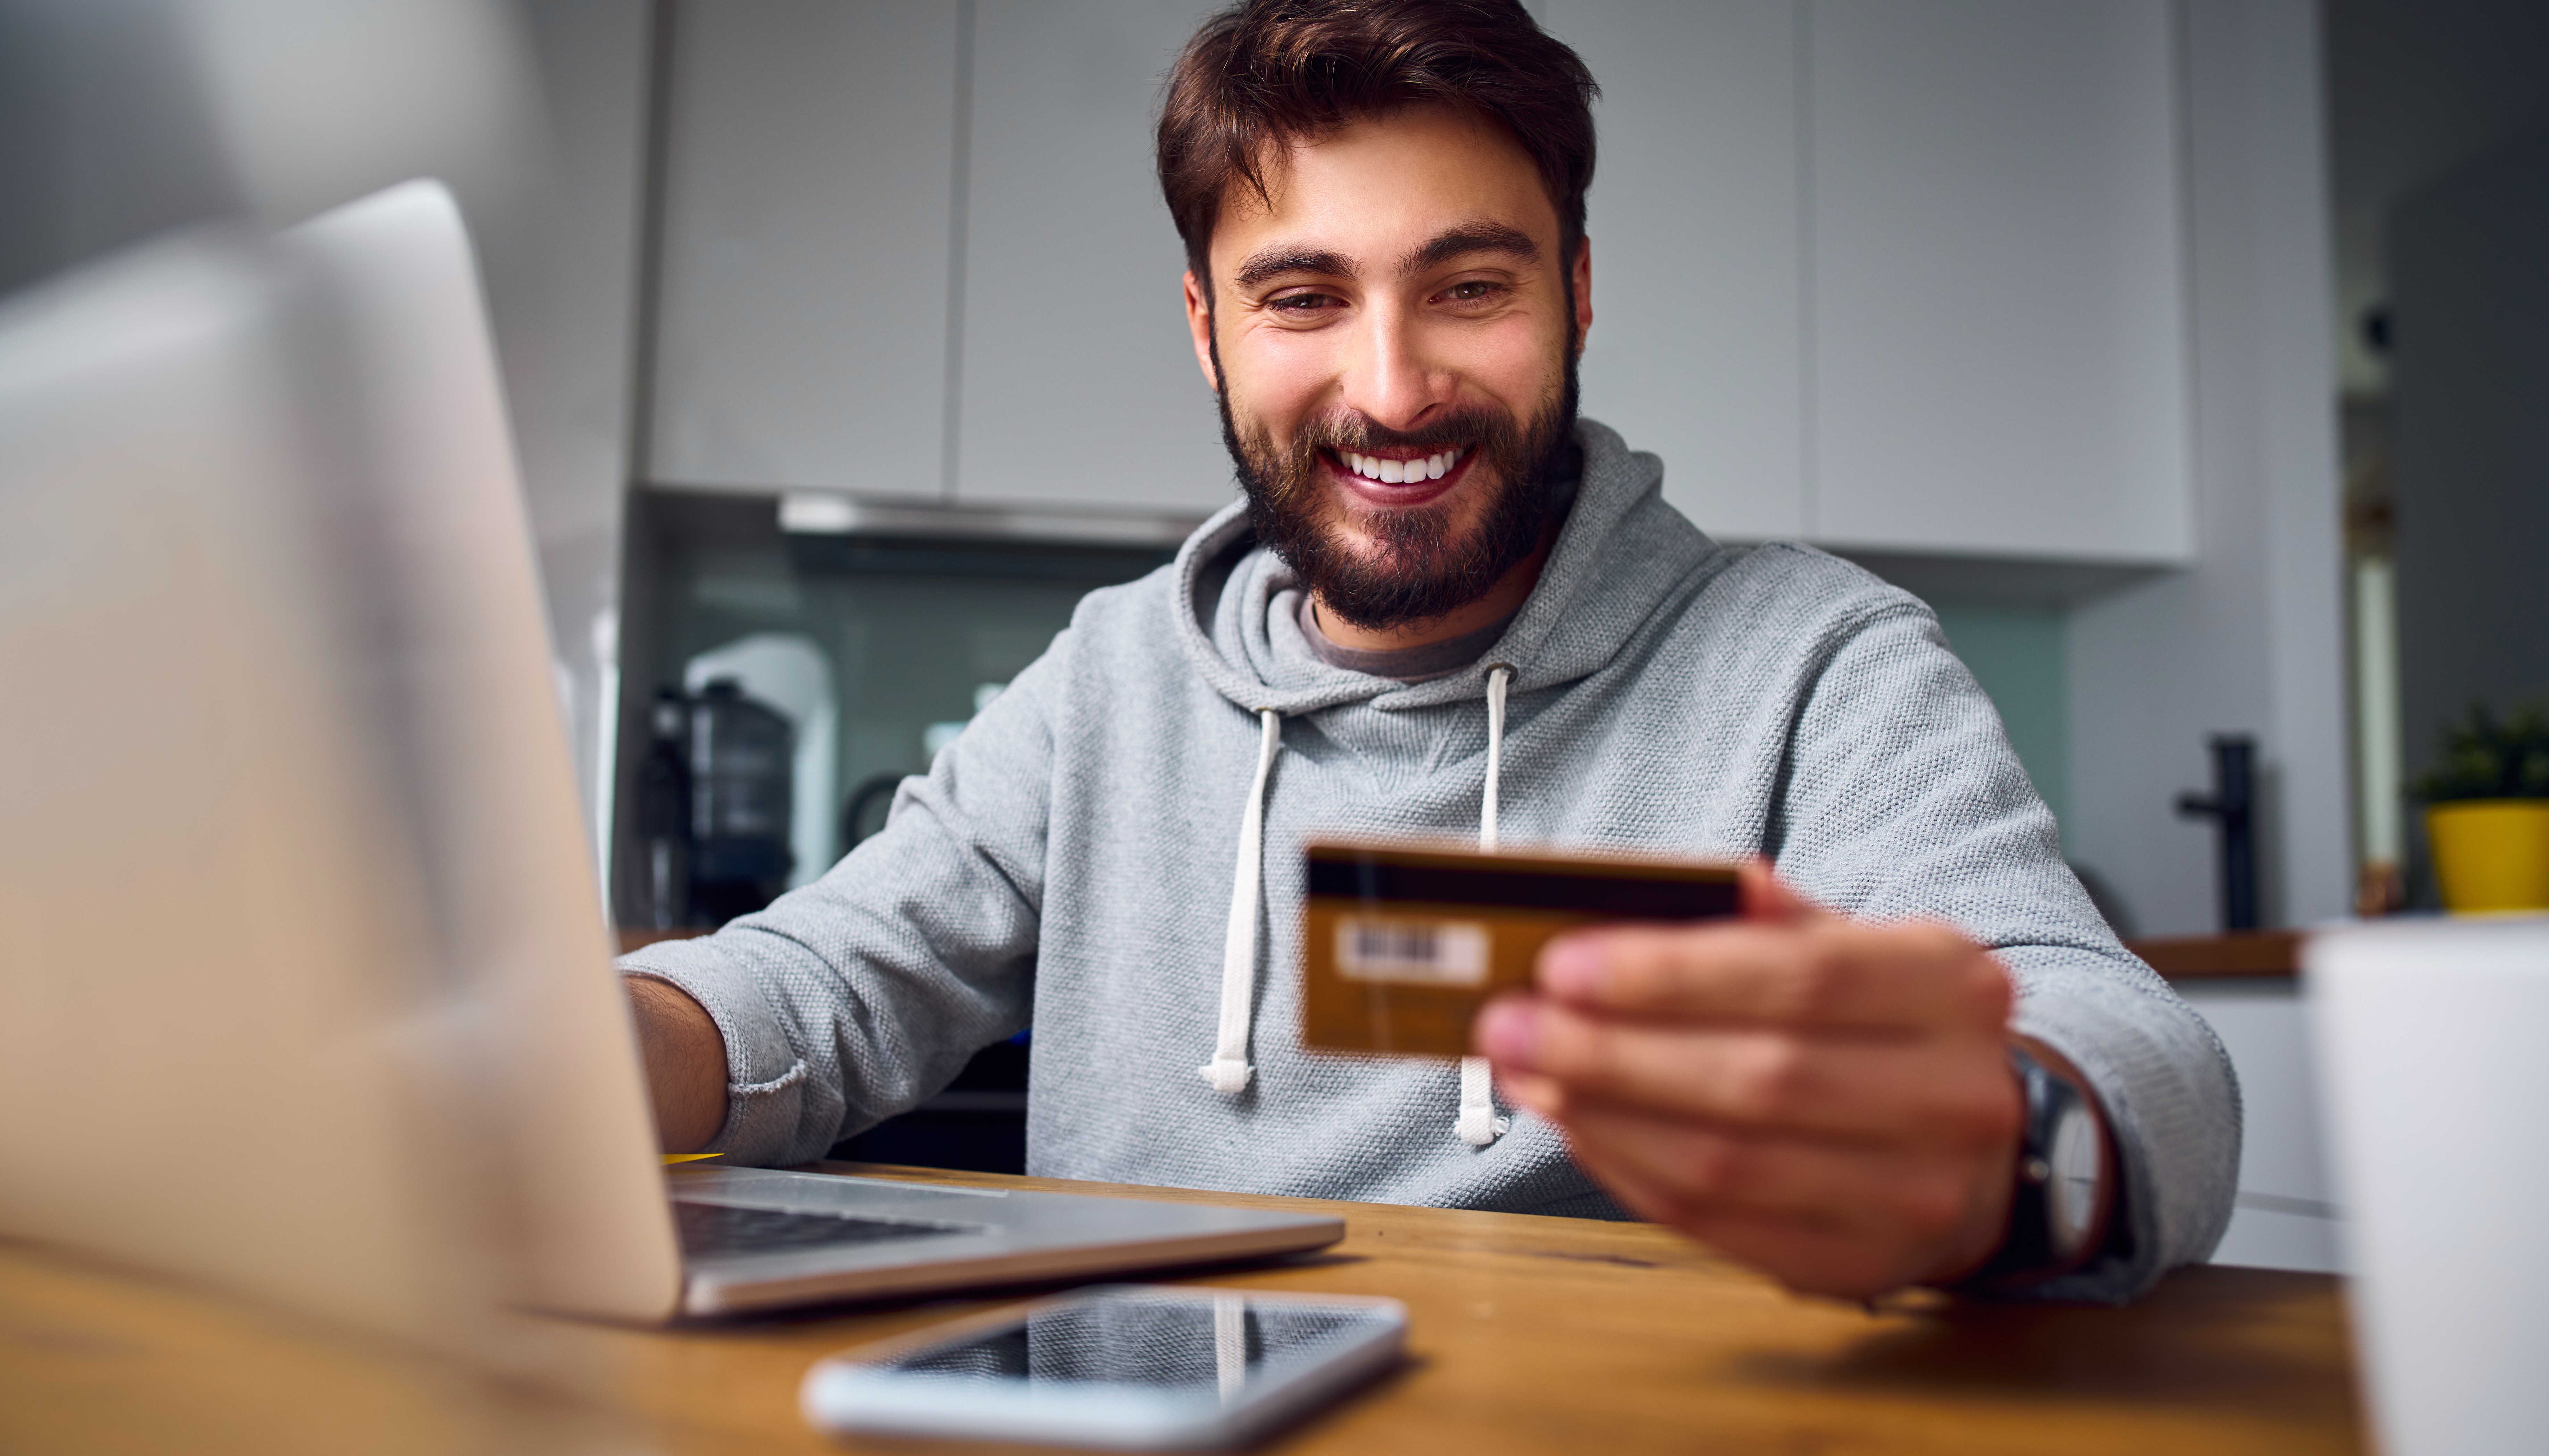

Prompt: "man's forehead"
[1208,105,1559,272]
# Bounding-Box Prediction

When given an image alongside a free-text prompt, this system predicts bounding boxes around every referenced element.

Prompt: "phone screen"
[883,1292,1376,1393]
[804,1287,1407,1446]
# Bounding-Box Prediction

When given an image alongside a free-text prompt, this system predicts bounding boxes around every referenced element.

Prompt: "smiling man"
[1191,103,1584,653]
[621,0,2238,1302]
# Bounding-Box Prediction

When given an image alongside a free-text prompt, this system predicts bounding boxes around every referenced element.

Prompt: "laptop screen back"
[0,181,679,1343]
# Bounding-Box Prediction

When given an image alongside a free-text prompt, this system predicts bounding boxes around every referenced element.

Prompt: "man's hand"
[1474,863,2024,1299]
[626,976,728,1154]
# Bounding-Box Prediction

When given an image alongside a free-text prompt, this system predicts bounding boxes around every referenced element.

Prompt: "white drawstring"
[1198,673,1512,1150]
[1480,666,1509,855]
[1458,665,1517,1146]
[1201,707,1282,1094]
[1213,1294,1247,1402]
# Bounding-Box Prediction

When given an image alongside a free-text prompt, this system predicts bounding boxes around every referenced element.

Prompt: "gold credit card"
[1300,842,1740,1058]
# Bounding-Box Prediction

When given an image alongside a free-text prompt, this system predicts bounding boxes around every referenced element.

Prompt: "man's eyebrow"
[1402,223,1538,275]
[1234,247,1357,289]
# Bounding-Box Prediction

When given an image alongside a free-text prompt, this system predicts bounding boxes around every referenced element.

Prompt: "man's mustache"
[1292,408,1514,456]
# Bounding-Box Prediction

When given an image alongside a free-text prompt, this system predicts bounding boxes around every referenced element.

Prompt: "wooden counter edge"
[2125,930,2303,981]
[630,924,2309,982]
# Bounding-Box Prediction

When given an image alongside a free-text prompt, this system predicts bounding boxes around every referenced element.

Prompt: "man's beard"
[1214,337,1581,633]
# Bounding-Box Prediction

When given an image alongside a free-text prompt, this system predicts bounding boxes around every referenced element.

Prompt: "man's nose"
[1337,307,1452,432]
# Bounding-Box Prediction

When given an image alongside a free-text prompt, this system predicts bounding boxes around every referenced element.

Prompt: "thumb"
[1739,858,1819,925]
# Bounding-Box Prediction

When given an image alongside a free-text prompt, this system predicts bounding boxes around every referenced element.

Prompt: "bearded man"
[621,0,2238,1302]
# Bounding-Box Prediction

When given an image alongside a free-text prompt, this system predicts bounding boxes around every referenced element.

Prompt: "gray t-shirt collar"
[1289,592,1518,683]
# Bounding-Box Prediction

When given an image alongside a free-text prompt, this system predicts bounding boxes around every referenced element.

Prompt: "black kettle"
[684,679,794,924]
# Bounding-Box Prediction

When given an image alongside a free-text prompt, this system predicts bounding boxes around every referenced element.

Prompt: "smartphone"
[798,1285,1407,1450]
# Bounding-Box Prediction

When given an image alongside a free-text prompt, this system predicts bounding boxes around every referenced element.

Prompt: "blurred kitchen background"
[7,0,2544,1269]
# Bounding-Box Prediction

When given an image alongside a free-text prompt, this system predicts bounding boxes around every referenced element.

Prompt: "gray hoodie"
[621,419,2238,1301]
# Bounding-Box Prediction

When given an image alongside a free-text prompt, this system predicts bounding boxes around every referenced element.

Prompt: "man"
[623,0,2237,1302]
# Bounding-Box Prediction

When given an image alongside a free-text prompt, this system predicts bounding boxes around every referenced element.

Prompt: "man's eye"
[1268,293,1341,316]
[1440,280,1505,305]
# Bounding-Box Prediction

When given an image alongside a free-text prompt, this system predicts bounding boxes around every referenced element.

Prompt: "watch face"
[2048,1102,2101,1258]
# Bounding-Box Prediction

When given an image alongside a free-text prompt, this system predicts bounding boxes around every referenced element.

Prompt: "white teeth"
[1341,447,1465,483]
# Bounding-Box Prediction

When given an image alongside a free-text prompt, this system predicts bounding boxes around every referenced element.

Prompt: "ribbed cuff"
[618,938,812,1166]
[2001,956,2243,1302]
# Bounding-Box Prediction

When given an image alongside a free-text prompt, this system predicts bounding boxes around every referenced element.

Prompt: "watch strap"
[1955,1045,2089,1293]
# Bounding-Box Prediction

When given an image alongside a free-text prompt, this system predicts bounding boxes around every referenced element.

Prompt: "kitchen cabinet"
[2130,936,2343,1274]
[1548,0,1806,541]
[647,1,963,498]
[643,0,2194,564]
[1806,0,2191,562]
[952,0,1232,515]
[2176,980,2343,1274]
[1556,0,2189,561]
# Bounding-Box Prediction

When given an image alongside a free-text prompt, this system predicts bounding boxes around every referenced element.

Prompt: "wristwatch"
[1961,1044,2108,1291]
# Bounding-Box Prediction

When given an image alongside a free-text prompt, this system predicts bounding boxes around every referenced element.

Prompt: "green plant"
[2414,701,2549,802]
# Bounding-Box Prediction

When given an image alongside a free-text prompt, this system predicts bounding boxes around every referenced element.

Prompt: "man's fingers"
[1535,918,2011,1030]
[1738,859,1817,925]
[1480,1002,2018,1146]
[1567,1103,1958,1230]
[1492,1064,1568,1122]
[1589,1152,1932,1298]
[1556,1106,1996,1298]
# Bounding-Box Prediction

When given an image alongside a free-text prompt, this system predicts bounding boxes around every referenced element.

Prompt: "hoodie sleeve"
[614,635,1066,1167]
[1766,587,2241,1303]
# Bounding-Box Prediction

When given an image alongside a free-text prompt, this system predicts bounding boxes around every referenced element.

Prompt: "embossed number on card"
[1335,916,1490,987]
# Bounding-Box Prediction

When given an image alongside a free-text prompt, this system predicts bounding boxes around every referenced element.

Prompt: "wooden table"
[0,1163,2362,1455]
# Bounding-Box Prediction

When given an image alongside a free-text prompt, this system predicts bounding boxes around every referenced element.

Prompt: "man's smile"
[1319,443,1476,509]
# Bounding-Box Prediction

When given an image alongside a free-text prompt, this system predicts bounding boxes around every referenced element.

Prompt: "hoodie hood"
[1172,418,1738,1145]
[1173,418,1730,716]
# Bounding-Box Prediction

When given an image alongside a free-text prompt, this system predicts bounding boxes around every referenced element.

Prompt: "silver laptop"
[0,181,1336,1338]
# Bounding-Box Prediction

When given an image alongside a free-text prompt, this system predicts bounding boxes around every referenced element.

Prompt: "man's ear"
[1570,236,1594,361]
[1183,270,1221,393]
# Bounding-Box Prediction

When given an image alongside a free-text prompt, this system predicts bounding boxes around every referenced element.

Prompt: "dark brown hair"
[1156,0,1599,286]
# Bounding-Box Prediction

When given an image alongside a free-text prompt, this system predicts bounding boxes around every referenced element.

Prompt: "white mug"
[2308,916,2549,1456]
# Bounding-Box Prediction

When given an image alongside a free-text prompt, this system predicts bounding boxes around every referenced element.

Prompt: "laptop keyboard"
[673,1200,978,1259]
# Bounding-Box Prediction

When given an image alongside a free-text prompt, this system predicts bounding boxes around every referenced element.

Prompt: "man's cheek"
[1438,314,1556,390]
[1233,342,1338,421]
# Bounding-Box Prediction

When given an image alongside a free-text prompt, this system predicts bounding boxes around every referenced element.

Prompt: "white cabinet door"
[1806,0,2191,562]
[640,0,2193,558]
[1545,0,1805,542]
[953,0,1233,515]
[648,1,961,498]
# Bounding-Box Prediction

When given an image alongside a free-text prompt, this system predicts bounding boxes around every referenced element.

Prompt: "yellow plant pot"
[2427,800,2549,914]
